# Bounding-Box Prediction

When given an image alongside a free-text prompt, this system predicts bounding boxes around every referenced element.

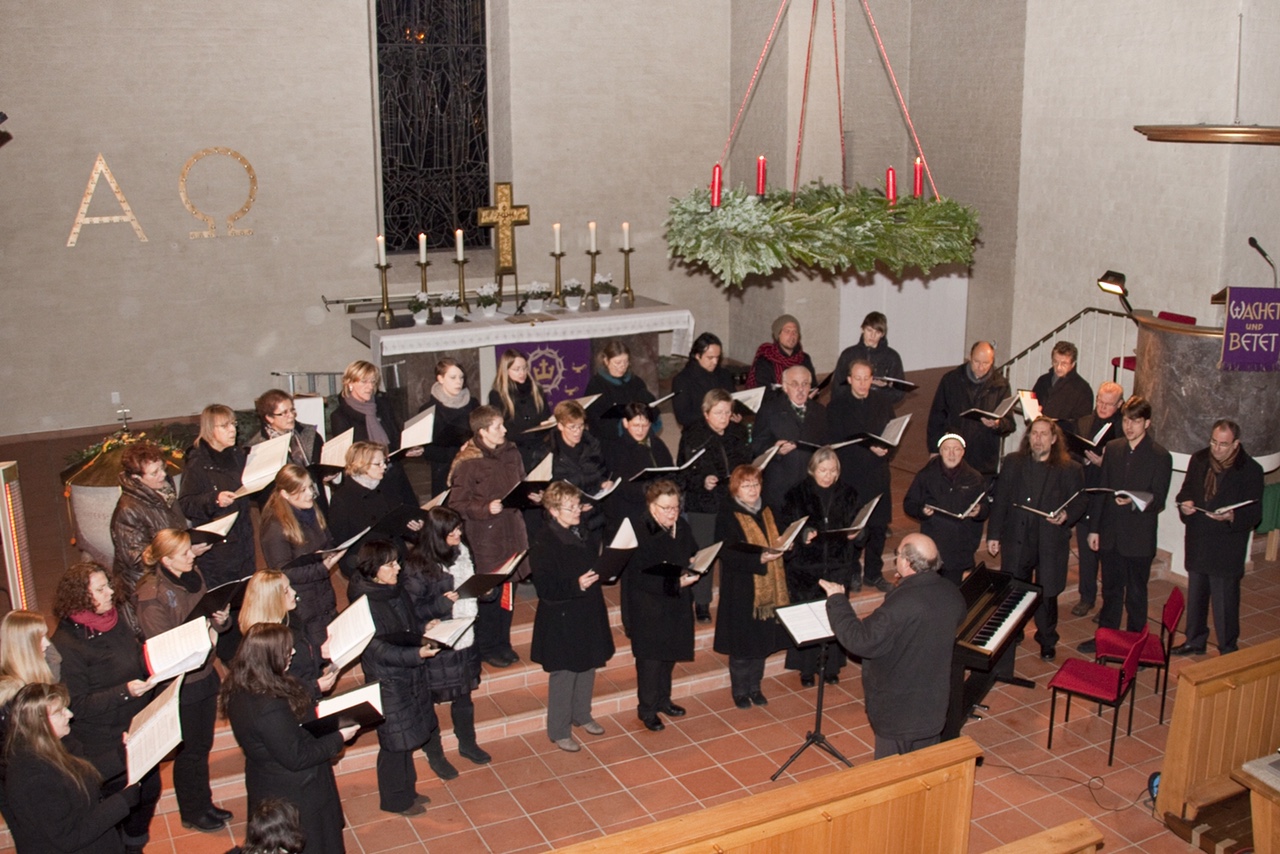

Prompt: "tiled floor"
[2,370,1275,853]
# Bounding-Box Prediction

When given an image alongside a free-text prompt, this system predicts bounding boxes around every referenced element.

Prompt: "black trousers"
[476,584,515,657]
[1075,524,1099,605]
[1184,571,1241,652]
[1004,549,1060,652]
[1098,550,1153,632]
[635,657,674,720]
[102,762,161,846]
[728,656,765,698]
[376,746,419,812]
[174,691,218,820]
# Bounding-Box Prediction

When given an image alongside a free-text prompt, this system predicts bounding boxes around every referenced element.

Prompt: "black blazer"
[1176,446,1264,578]
[1088,435,1172,558]
[4,747,132,854]
[987,453,1086,597]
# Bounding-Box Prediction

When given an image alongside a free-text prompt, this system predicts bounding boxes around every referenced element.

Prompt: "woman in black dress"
[327,442,424,577]
[714,465,790,709]
[604,402,674,530]
[670,332,737,429]
[421,357,479,497]
[622,480,698,733]
[221,624,356,854]
[547,400,614,545]
[330,360,422,506]
[178,405,256,591]
[489,348,551,471]
[529,482,615,752]
[584,340,659,449]
[779,448,861,686]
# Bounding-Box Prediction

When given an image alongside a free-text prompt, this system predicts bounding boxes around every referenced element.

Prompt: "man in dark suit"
[926,341,1015,477]
[1079,396,1172,652]
[986,417,1087,661]
[750,365,828,512]
[1172,419,1264,655]
[1067,381,1125,617]
[1029,341,1093,436]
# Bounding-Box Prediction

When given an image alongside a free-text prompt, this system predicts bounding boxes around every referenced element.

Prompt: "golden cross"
[476,182,530,278]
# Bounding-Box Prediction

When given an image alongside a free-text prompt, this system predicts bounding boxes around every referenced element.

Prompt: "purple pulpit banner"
[1221,287,1280,371]
[494,339,594,406]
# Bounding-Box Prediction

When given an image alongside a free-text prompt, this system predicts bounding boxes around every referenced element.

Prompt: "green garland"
[665,182,979,288]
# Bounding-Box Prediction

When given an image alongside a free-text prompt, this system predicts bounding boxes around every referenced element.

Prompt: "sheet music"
[774,516,808,551]
[776,601,835,645]
[690,541,723,575]
[125,675,183,785]
[925,491,987,521]
[752,444,781,472]
[1193,499,1256,514]
[1018,390,1042,421]
[526,453,553,482]
[320,428,354,468]
[425,617,475,647]
[873,414,911,447]
[730,387,766,413]
[326,596,376,671]
[422,490,450,510]
[628,448,704,481]
[393,405,435,454]
[827,495,881,534]
[143,618,212,684]
[233,432,291,497]
[609,517,638,550]
[193,511,239,538]
[584,479,620,502]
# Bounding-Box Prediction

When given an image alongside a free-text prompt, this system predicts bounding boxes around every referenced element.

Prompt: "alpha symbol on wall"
[66,153,148,247]
[179,147,258,239]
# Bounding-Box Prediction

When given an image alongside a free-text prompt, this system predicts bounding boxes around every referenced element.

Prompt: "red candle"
[711,163,722,208]
[913,157,923,198]
[756,156,767,195]
[885,166,897,206]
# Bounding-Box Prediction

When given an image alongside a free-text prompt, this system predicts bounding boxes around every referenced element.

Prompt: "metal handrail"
[998,307,1132,374]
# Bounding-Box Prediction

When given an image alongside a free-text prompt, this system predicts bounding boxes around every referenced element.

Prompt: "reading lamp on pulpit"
[1097,271,1133,315]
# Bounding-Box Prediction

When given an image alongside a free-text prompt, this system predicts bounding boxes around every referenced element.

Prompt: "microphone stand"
[771,641,853,780]
[1249,237,1278,288]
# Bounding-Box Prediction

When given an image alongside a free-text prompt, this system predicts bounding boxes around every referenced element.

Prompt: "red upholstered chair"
[1092,586,1185,725]
[1110,311,1198,380]
[1046,627,1149,766]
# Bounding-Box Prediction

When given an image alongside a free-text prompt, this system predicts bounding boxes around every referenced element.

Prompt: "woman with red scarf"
[746,314,817,390]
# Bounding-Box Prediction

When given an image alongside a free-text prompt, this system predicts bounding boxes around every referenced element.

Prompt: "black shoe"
[1076,639,1096,654]
[484,653,513,668]
[181,810,227,832]
[641,716,665,732]
[733,695,752,710]
[823,674,840,685]
[1091,613,1101,625]
[660,702,686,717]
[501,648,521,665]
[846,580,862,594]
[1170,643,1206,656]
[695,605,712,623]
[414,792,432,806]
[208,805,233,822]
[1070,600,1093,618]
[800,674,816,688]
[386,802,426,817]
[458,741,492,765]
[424,749,459,781]
[1040,647,1056,661]
[872,578,893,594]
[750,691,768,706]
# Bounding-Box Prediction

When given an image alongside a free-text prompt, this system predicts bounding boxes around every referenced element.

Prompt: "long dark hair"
[241,798,306,854]
[219,623,312,720]
[4,683,100,799]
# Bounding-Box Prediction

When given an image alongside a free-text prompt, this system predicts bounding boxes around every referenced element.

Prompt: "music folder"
[372,504,426,536]
[642,541,722,579]
[723,516,808,554]
[591,391,675,421]
[326,596,375,671]
[596,518,638,584]
[628,447,704,482]
[960,396,1016,421]
[502,454,553,509]
[315,428,354,472]
[144,618,213,684]
[751,444,781,472]
[1016,490,1083,519]
[424,617,475,648]
[524,394,603,432]
[850,413,912,448]
[820,495,881,537]
[125,675,184,785]
[1192,498,1256,514]
[795,438,859,451]
[188,511,239,545]
[1084,487,1154,512]
[873,376,917,390]
[1017,390,1042,421]
[730,387,766,414]
[454,550,526,598]
[283,526,370,570]
[302,681,384,737]
[776,601,835,646]
[192,575,252,618]
[391,406,435,456]
[232,433,292,498]
[1061,422,1112,455]
[925,491,987,521]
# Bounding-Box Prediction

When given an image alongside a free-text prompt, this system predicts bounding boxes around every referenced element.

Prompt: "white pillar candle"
[553,222,561,254]
[588,221,597,253]
[455,229,464,261]
[376,234,387,266]
[622,222,630,251]
[418,232,427,264]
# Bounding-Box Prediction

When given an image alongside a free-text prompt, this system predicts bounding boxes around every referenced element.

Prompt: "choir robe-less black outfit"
[827,391,896,586]
[548,429,611,544]
[714,503,789,701]
[604,434,674,530]
[330,393,419,506]
[327,475,411,578]
[489,380,550,472]
[986,453,1086,657]
[584,369,657,448]
[178,439,256,589]
[779,478,861,679]
[4,746,134,854]
[749,395,828,512]
[1030,368,1093,437]
[902,457,990,585]
[670,360,736,429]
[623,514,697,723]
[1175,445,1264,653]
[420,394,478,497]
[224,692,346,854]
[832,335,907,405]
[925,364,1015,477]
[677,419,753,609]
[259,506,337,648]
[1069,408,1125,610]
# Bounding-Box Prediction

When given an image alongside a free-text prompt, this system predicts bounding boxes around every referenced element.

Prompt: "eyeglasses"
[369,459,388,467]
[271,408,296,417]
[559,503,583,513]
[652,502,680,513]
[1209,439,1236,449]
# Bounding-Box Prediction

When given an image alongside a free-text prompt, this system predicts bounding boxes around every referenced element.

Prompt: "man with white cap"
[902,433,990,586]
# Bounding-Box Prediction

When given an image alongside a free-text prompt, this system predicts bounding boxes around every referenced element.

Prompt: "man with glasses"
[1068,382,1125,618]
[818,533,965,758]
[750,365,828,512]
[1172,420,1264,656]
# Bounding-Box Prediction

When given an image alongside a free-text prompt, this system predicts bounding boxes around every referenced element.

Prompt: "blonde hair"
[0,611,53,706]
[345,441,388,477]
[239,570,292,634]
[341,360,380,394]
[491,349,545,420]
[198,404,236,446]
[263,465,328,545]
[142,528,192,571]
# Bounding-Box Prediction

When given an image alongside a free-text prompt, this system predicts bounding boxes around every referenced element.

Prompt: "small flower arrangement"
[65,428,191,470]
[525,280,552,297]
[475,282,501,308]
[407,295,431,314]
[438,291,460,306]
[592,273,618,295]
[563,278,586,297]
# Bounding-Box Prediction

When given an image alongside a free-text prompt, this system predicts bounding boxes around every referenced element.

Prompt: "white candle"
[553,222,562,255]
[588,221,597,253]
[418,232,427,264]
[376,234,386,266]
[622,222,630,251]
[455,229,464,261]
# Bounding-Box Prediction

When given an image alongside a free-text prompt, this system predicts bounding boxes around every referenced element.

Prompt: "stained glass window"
[377,0,489,251]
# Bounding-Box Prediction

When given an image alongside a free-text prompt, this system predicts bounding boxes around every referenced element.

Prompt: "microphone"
[1248,237,1279,288]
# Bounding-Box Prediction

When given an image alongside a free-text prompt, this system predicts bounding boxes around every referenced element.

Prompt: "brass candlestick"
[620,247,635,307]
[551,251,566,307]
[416,259,430,294]
[586,249,601,310]
[453,258,471,313]
[376,263,394,328]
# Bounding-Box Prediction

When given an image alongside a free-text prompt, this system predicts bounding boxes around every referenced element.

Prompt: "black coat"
[489,381,550,471]
[330,393,419,506]
[1089,434,1173,558]
[1030,368,1093,436]
[178,440,257,588]
[529,522,615,673]
[670,361,736,428]
[584,370,657,446]
[327,475,405,577]
[51,617,151,755]
[247,423,328,512]
[420,395,479,496]
[677,420,753,515]
[828,392,895,526]
[903,458,990,579]
[401,548,482,703]
[622,514,697,662]
[287,620,328,702]
[135,565,223,699]
[825,571,965,740]
[4,748,132,854]
[925,365,1015,477]
[832,336,907,405]
[748,349,817,390]
[713,504,789,658]
[110,473,188,595]
[1176,446,1264,578]
[604,434,674,527]
[986,453,1086,597]
[548,430,611,540]
[780,478,862,599]
[347,573,436,752]
[259,507,338,645]
[224,692,345,854]
[750,396,828,512]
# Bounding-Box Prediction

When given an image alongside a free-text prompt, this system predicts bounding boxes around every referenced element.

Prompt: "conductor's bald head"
[894,533,942,582]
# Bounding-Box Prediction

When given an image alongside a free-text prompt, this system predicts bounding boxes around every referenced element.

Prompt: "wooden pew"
[982,818,1104,854]
[1157,638,1280,822]
[555,737,983,853]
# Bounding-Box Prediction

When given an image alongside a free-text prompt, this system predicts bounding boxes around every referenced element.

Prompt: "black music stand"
[771,640,853,780]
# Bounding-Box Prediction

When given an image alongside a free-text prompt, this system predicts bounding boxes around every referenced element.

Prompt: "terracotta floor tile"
[629,778,696,814]
[495,754,556,789]
[972,806,1045,846]
[578,789,649,827]
[419,827,486,854]
[461,790,523,826]
[607,755,669,789]
[678,766,742,800]
[700,732,758,765]
[406,802,472,838]
[527,802,598,842]
[558,765,624,801]
[444,766,507,800]
[508,778,575,814]
[721,753,787,787]
[582,732,648,764]
[475,816,546,853]
[352,817,422,852]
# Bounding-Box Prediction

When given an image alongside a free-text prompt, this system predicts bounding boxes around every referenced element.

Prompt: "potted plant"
[406,294,432,325]
[438,291,460,322]
[524,280,551,313]
[592,273,618,308]
[563,278,586,311]
[475,282,501,317]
